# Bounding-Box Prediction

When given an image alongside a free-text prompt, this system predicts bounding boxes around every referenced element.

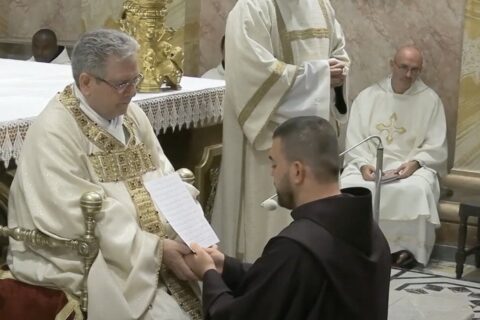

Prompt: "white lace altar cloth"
[0,58,225,166]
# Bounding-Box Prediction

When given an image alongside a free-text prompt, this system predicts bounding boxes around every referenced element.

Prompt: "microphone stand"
[339,135,384,222]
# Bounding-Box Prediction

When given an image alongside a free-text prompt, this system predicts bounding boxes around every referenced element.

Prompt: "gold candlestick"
[120,0,184,92]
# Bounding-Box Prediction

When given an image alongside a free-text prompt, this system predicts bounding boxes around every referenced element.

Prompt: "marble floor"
[415,259,480,282]
[389,260,480,319]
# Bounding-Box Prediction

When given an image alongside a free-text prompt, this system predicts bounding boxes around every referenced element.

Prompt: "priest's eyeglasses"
[95,73,144,92]
[393,61,421,76]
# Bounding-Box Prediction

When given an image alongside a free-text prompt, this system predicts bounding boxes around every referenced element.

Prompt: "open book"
[380,169,400,184]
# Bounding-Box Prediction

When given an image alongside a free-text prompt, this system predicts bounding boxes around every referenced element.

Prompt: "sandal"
[391,250,417,269]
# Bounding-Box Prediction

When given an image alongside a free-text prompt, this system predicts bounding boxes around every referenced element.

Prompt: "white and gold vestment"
[341,77,447,265]
[8,85,202,320]
[212,0,350,261]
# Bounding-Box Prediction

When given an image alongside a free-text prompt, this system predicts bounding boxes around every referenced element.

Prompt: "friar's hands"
[204,245,225,274]
[329,58,346,87]
[360,164,376,181]
[395,160,421,179]
[163,239,198,281]
[184,243,217,279]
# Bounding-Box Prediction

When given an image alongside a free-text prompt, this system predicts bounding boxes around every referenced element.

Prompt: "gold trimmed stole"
[59,85,202,320]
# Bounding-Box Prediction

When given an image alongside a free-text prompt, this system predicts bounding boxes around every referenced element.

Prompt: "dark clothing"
[202,187,391,320]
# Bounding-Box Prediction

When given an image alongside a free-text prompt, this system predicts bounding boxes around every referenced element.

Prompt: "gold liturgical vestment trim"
[285,28,329,42]
[237,0,333,133]
[318,0,333,35]
[59,85,202,320]
[238,61,287,127]
[274,0,294,64]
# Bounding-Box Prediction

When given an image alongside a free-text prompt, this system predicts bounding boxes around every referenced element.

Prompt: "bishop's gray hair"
[71,29,139,85]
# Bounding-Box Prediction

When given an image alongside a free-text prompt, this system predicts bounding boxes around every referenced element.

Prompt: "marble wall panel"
[453,0,480,173]
[0,0,190,70]
[194,1,464,165]
[0,0,82,43]
[197,0,235,75]
[331,0,465,167]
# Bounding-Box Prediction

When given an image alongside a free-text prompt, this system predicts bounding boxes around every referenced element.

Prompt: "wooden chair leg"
[476,217,480,268]
[456,212,468,279]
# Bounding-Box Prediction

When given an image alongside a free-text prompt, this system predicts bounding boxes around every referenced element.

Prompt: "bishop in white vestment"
[8,29,202,320]
[212,0,350,261]
[341,47,447,265]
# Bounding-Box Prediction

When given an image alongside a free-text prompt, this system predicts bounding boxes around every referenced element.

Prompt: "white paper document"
[144,173,219,248]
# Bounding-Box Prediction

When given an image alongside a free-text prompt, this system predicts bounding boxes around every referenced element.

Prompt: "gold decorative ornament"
[120,0,184,92]
[60,85,202,318]
[376,112,407,144]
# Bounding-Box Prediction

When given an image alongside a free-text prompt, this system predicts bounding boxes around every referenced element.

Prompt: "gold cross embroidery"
[376,113,406,144]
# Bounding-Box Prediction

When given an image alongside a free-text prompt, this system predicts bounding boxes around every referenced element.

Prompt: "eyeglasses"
[94,73,144,92]
[393,61,421,76]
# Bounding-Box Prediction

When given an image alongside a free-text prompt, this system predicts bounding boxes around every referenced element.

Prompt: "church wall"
[453,0,480,174]
[0,0,235,77]
[0,0,190,68]
[196,0,235,76]
[330,0,465,169]
[0,0,82,44]
[194,1,465,168]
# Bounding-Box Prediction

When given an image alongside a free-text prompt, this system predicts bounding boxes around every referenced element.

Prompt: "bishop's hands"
[185,243,225,279]
[329,58,347,88]
[163,239,199,281]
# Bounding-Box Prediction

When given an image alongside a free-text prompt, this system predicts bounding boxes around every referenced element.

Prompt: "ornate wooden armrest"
[194,144,222,222]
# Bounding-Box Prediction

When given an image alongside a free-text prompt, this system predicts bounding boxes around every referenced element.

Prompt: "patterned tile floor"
[415,259,479,281]
[389,260,480,319]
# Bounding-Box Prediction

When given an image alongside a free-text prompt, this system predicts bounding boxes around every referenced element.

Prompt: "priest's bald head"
[71,29,143,120]
[390,45,423,94]
[32,29,59,63]
[269,116,340,209]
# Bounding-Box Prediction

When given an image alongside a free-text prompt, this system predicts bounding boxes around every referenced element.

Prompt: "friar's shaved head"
[393,45,423,68]
[32,29,59,63]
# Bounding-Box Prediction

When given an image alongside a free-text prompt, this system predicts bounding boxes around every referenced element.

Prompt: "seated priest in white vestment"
[8,29,202,320]
[28,28,71,64]
[212,0,350,262]
[341,46,448,267]
[201,35,225,80]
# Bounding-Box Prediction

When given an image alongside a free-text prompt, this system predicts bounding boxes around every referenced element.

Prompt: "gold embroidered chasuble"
[59,86,202,320]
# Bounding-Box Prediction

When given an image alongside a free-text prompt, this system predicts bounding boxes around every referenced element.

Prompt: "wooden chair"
[0,191,102,319]
[455,202,480,279]
[0,168,197,319]
[194,144,222,222]
[0,168,14,264]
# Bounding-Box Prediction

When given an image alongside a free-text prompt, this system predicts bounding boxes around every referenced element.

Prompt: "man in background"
[341,46,447,267]
[212,0,350,262]
[29,28,70,64]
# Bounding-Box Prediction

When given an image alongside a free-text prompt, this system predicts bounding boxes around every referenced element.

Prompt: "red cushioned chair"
[0,264,76,320]
[0,191,102,320]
